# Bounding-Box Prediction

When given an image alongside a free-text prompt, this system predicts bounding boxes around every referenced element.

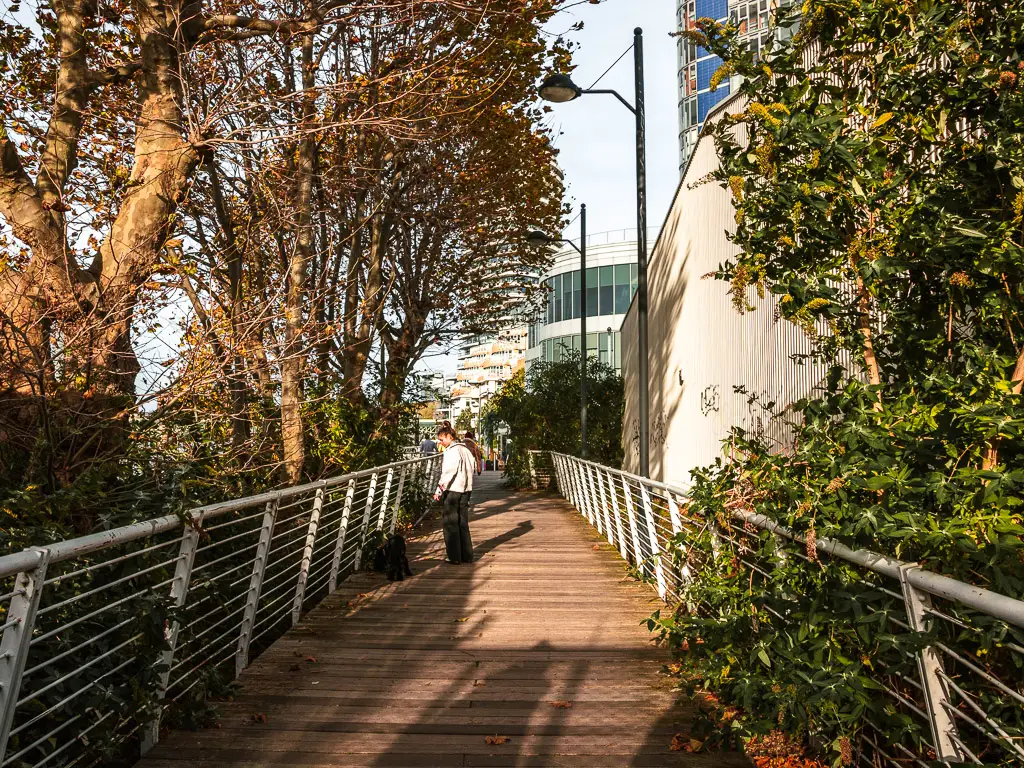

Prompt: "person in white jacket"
[432,426,476,564]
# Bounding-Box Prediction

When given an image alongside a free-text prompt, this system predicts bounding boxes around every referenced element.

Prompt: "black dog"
[373,534,413,581]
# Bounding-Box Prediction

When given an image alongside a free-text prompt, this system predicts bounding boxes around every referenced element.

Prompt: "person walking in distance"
[433,426,475,564]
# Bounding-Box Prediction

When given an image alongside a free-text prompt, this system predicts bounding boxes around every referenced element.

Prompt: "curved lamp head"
[538,73,582,104]
[526,229,555,248]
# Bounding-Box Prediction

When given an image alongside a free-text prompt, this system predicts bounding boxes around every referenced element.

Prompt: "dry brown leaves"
[670,733,703,752]
[549,700,572,709]
[484,736,511,745]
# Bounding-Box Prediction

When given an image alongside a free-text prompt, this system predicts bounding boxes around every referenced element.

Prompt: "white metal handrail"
[0,454,441,768]
[549,452,1024,767]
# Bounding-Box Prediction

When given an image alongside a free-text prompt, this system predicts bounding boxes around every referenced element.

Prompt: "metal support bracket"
[391,467,407,534]
[898,563,963,762]
[0,548,50,764]
[292,484,326,626]
[142,522,201,754]
[235,496,279,678]
[376,468,395,531]
[638,484,667,599]
[353,472,378,571]
[329,479,357,593]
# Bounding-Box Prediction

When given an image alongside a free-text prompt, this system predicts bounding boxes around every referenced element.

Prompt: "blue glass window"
[696,0,727,20]
[615,264,631,313]
[562,272,573,321]
[585,267,598,318]
[697,85,731,122]
[697,56,722,91]
[573,271,581,318]
[599,266,614,315]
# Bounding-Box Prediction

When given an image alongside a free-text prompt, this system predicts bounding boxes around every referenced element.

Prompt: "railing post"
[528,451,538,489]
[0,548,49,764]
[639,483,667,599]
[571,460,590,523]
[292,484,325,626]
[665,491,688,599]
[584,464,604,536]
[558,456,573,504]
[329,479,356,593]
[620,477,644,569]
[142,522,201,754]
[390,467,407,534]
[898,564,963,761]
[594,467,615,547]
[605,470,629,561]
[376,467,395,531]
[576,461,592,523]
[236,496,278,678]
[353,472,379,571]
[422,458,434,493]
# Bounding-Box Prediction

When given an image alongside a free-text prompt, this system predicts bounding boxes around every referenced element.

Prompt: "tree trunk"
[280,35,316,486]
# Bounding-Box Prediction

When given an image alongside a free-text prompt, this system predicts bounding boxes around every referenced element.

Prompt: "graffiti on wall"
[700,385,720,416]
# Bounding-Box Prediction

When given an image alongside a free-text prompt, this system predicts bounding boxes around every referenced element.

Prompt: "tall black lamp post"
[528,203,588,458]
[538,28,649,477]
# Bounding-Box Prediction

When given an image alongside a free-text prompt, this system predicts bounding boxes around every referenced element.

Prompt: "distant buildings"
[677,0,776,169]
[448,329,527,428]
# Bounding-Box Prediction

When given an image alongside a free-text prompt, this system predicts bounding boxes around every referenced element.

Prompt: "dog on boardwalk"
[386,534,413,581]
[372,534,413,581]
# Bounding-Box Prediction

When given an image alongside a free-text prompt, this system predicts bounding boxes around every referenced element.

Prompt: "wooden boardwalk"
[138,473,748,767]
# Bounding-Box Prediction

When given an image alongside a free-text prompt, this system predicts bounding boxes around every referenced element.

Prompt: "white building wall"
[622,94,828,482]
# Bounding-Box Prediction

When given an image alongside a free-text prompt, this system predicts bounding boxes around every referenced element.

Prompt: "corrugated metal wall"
[621,95,830,482]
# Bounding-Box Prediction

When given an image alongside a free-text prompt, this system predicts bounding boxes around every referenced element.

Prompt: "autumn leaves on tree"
[0,0,569,509]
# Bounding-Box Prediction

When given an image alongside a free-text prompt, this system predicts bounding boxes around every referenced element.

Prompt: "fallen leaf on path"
[669,732,702,752]
[249,713,267,724]
[305,656,318,663]
[550,700,572,709]
[455,617,469,622]
[473,680,485,687]
[484,736,511,745]
[593,544,600,550]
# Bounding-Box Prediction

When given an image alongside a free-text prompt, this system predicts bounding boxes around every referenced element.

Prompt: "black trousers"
[442,491,474,563]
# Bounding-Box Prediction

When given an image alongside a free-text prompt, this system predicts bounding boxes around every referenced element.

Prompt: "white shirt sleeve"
[437,447,461,493]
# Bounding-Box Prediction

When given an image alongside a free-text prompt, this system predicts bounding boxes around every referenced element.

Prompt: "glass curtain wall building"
[678,0,774,170]
[526,230,656,374]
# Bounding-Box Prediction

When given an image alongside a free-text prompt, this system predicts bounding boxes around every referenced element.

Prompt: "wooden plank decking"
[138,472,749,767]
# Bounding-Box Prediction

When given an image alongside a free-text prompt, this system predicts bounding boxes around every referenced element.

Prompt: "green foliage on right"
[660,1,1024,764]
[489,351,623,487]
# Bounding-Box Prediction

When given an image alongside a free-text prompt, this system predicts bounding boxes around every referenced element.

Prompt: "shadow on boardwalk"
[137,474,749,767]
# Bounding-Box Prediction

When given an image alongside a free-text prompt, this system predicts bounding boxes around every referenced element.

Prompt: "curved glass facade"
[541,264,637,324]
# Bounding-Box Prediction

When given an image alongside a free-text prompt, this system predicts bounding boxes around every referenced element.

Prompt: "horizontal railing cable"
[0,454,439,767]
[546,451,1024,767]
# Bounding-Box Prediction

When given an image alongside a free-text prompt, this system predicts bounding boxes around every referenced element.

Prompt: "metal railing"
[549,452,1024,767]
[0,454,442,768]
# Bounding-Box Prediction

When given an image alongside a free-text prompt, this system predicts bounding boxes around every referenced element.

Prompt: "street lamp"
[539,27,650,477]
[528,203,589,459]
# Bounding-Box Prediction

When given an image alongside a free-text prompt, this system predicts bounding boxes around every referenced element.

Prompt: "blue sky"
[546,0,681,238]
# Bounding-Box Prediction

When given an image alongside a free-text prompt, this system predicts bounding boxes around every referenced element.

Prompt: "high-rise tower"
[677,0,774,171]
